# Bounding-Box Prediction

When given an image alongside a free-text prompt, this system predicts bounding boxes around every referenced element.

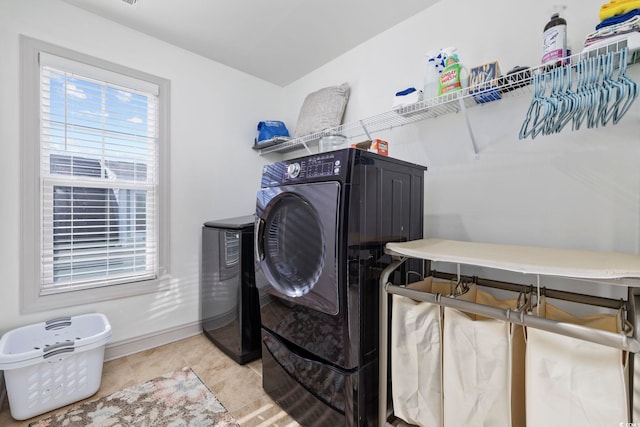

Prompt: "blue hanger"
[555,62,577,133]
[613,48,639,124]
[596,52,615,127]
[519,72,546,139]
[586,56,601,129]
[552,64,573,133]
[572,58,589,131]
[604,50,625,125]
[531,72,553,139]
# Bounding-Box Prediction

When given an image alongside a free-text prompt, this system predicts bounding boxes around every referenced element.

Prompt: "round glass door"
[262,194,324,298]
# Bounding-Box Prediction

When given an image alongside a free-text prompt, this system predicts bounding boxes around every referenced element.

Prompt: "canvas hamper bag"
[442,285,526,427]
[526,298,628,427]
[391,277,451,427]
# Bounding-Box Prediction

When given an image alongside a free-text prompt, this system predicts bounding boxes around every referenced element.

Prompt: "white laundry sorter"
[379,238,640,427]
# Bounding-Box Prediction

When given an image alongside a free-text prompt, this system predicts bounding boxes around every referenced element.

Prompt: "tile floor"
[0,333,301,427]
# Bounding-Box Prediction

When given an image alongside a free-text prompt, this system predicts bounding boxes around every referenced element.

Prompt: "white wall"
[282,0,640,296]
[0,0,279,345]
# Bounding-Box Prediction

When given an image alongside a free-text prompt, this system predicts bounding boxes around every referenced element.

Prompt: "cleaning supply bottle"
[542,13,567,67]
[438,48,467,96]
[423,54,441,100]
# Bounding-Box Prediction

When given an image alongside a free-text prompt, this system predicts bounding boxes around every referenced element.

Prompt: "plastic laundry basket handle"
[45,317,72,330]
[43,341,75,359]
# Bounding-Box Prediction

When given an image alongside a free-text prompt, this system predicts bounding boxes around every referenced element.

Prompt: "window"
[21,36,170,312]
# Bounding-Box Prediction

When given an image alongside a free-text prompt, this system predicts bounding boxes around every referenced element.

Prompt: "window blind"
[39,53,160,293]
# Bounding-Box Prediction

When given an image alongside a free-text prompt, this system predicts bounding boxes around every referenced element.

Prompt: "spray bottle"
[423,50,446,100]
[438,47,467,96]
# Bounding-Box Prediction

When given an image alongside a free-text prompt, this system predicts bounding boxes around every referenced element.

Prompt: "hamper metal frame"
[378,238,640,426]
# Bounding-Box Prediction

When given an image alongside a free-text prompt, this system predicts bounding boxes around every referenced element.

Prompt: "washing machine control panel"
[283,152,345,182]
[261,150,350,187]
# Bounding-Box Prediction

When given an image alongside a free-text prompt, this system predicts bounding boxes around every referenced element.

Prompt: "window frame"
[20,35,171,313]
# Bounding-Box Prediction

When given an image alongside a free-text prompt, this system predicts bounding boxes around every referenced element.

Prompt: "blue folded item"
[257,120,290,142]
[395,87,418,96]
[392,87,423,108]
[596,8,640,30]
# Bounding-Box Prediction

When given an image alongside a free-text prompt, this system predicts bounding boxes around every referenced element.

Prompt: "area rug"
[29,367,240,427]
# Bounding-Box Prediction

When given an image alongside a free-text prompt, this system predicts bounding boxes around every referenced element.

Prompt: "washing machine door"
[256,181,340,315]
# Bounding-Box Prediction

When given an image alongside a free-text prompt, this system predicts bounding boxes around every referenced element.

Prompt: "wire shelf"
[256,34,640,155]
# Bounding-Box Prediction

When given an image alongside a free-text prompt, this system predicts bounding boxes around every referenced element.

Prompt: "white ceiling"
[60,0,439,86]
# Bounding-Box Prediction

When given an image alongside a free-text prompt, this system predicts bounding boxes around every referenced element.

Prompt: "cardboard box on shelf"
[469,61,502,104]
[351,139,389,156]
[371,139,388,156]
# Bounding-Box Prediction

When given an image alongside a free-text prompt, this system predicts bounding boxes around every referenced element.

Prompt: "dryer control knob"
[287,163,301,178]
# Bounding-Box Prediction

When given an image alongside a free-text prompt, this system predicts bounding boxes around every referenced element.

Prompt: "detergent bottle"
[423,50,445,100]
[542,13,567,67]
[438,48,466,96]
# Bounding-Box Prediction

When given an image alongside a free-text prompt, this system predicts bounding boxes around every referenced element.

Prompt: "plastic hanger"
[604,50,626,125]
[596,52,615,126]
[587,55,605,128]
[551,64,568,133]
[554,62,578,132]
[519,72,545,139]
[585,56,601,129]
[531,72,554,139]
[543,67,561,135]
[613,48,639,124]
[572,57,590,131]
[520,45,638,139]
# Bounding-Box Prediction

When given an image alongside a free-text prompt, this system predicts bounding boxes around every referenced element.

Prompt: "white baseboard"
[104,321,202,361]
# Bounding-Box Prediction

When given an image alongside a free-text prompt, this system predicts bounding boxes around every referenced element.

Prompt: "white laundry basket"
[0,313,112,420]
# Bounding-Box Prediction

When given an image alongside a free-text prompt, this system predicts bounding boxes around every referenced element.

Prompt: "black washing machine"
[255,148,426,426]
[201,215,261,364]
